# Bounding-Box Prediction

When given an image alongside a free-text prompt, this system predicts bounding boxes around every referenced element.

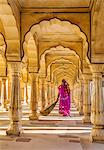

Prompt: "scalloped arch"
[41,45,80,59]
[47,57,77,69]
[30,18,87,43]
[52,66,75,76]
[52,68,74,79]
[51,65,76,82]
[0,0,20,60]
[24,18,88,71]
[47,58,77,80]
[24,18,88,60]
[40,45,79,76]
[55,71,73,78]
[0,32,6,76]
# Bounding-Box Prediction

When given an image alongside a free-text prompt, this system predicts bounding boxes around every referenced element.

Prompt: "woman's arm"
[57,93,60,99]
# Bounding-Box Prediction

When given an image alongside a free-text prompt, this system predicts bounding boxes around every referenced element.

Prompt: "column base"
[6,121,22,136]
[79,111,83,115]
[79,107,83,115]
[0,106,6,111]
[90,126,104,142]
[82,115,91,123]
[29,114,38,120]
[76,107,79,111]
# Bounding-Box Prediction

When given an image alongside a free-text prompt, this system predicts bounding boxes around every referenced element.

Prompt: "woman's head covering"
[62,79,66,83]
[62,79,69,87]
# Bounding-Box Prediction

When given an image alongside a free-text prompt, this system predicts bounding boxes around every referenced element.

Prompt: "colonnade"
[0,63,104,142]
[72,66,104,141]
[73,74,92,123]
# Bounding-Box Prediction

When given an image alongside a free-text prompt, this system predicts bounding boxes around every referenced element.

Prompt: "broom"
[40,99,58,116]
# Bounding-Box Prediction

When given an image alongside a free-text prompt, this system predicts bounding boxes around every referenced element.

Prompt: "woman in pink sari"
[57,79,71,116]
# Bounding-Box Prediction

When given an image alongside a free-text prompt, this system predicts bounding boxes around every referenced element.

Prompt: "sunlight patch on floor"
[24,129,91,134]
[39,116,83,121]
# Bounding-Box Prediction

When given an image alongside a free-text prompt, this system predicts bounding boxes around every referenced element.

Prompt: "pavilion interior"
[0,0,104,149]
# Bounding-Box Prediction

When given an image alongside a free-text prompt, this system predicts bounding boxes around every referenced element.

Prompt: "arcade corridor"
[0,1,104,149]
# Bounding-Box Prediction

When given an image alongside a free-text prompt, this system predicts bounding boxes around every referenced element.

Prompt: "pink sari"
[58,85,70,116]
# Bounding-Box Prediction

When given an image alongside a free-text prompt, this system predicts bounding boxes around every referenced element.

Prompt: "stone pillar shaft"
[74,84,79,110]
[0,81,1,105]
[24,83,28,104]
[91,72,104,141]
[37,77,41,111]
[72,87,76,103]
[76,84,80,110]
[78,82,83,115]
[40,77,46,110]
[82,78,91,123]
[6,62,22,136]
[29,73,38,120]
[47,81,51,105]
[1,78,7,108]
[8,78,11,104]
[51,82,54,103]
[55,85,58,100]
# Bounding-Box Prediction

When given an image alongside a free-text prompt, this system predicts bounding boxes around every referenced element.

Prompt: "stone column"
[75,83,79,110]
[51,81,54,103]
[47,81,51,105]
[6,62,22,136]
[74,85,76,107]
[55,84,58,100]
[0,81,1,105]
[71,90,74,103]
[53,83,56,101]
[82,75,92,123]
[40,76,46,111]
[72,87,75,104]
[44,80,48,107]
[77,83,80,110]
[37,77,39,102]
[79,81,83,115]
[1,78,7,109]
[90,65,104,141]
[37,77,41,111]
[24,83,28,104]
[29,73,38,120]
[8,77,11,104]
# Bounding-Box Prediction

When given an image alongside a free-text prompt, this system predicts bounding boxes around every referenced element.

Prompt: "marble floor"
[0,103,104,150]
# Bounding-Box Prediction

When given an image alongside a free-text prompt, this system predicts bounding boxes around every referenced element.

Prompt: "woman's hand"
[57,93,60,101]
[57,97,59,101]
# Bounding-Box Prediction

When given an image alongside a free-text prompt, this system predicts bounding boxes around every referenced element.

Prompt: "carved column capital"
[90,64,104,73]
[8,62,21,77]
[2,77,7,81]
[82,73,92,81]
[30,72,38,82]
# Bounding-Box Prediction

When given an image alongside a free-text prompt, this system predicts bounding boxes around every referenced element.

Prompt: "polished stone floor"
[0,103,104,150]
